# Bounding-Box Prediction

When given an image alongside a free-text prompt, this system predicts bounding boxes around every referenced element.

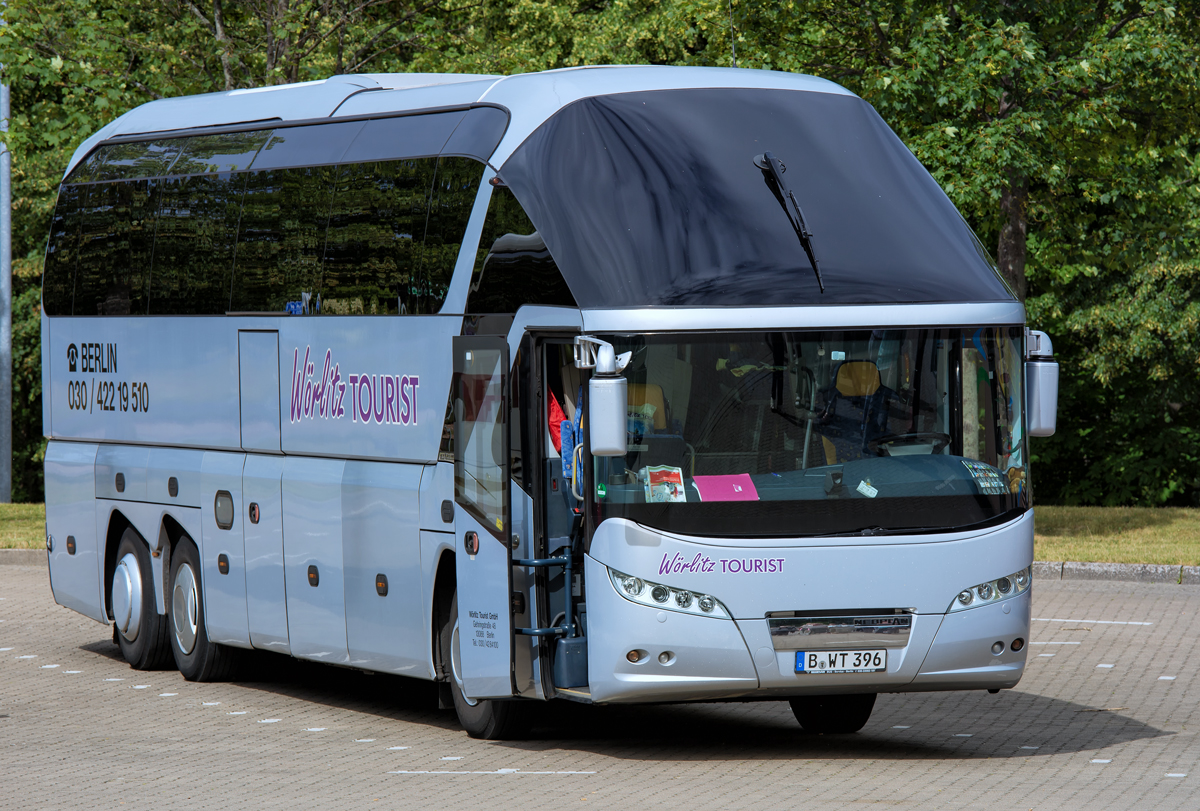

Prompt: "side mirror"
[573,338,632,458]
[589,374,628,456]
[1026,330,1058,437]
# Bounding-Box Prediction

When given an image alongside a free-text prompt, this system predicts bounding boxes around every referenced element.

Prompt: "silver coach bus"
[41,66,1059,739]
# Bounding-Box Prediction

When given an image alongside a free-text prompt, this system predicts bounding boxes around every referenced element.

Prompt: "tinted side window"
[424,158,486,312]
[467,186,577,314]
[42,185,85,315]
[93,140,184,181]
[171,131,270,176]
[73,180,157,315]
[251,121,363,171]
[322,159,436,315]
[150,173,245,314]
[232,166,335,312]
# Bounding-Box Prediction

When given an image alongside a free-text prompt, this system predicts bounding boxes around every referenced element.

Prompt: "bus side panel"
[45,441,106,623]
[47,317,240,450]
[343,461,427,676]
[282,456,350,664]
[277,317,459,463]
[200,451,251,648]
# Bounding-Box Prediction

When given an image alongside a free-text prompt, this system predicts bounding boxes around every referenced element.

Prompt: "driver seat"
[817,360,892,462]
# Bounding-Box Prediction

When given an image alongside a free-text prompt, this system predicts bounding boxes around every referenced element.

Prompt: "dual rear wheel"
[111,528,237,681]
[111,529,172,670]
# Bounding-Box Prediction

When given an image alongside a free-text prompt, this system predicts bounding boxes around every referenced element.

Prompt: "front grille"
[766,610,913,651]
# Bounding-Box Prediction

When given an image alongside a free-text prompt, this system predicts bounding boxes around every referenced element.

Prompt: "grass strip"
[1032,505,1200,566]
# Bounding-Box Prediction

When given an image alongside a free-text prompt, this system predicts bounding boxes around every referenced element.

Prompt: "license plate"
[796,650,887,674]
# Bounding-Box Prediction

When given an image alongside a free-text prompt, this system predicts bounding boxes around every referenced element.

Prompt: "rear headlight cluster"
[608,568,730,619]
[948,566,1031,613]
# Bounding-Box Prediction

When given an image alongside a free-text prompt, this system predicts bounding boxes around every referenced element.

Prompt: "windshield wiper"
[754,151,824,293]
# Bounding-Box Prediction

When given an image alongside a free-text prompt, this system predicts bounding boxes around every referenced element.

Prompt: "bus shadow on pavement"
[77,641,1170,761]
[508,691,1172,760]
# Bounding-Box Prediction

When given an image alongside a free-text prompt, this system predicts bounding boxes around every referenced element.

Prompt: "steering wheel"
[867,432,952,456]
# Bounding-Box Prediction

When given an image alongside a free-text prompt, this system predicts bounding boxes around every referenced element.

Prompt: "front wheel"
[443,588,530,740]
[790,693,877,734]
[168,537,240,681]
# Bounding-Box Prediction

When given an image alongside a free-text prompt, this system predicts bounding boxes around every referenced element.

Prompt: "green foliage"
[11,258,46,503]
[1029,260,1200,505]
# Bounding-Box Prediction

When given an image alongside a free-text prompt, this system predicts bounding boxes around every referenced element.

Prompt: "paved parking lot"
[2,563,1197,810]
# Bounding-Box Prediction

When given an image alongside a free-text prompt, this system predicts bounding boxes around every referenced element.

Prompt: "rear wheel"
[111,528,172,670]
[444,588,530,740]
[168,537,240,681]
[790,693,877,734]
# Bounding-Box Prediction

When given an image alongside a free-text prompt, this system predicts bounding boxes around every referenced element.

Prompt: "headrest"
[835,361,880,397]
[628,383,668,430]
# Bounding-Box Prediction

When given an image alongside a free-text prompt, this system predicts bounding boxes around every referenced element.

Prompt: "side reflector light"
[608,567,730,619]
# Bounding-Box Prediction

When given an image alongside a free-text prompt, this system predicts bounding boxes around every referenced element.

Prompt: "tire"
[789,693,877,734]
[168,536,240,682]
[111,528,173,670]
[443,588,530,740]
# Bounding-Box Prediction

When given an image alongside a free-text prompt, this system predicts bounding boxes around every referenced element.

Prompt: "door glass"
[454,344,508,539]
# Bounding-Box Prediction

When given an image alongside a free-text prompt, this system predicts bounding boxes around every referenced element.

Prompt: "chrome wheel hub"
[112,552,142,642]
[172,562,199,655]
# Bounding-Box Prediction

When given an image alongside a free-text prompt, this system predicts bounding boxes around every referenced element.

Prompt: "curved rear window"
[500,88,1013,308]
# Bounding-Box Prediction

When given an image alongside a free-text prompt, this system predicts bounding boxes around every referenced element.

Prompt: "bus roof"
[64,66,853,178]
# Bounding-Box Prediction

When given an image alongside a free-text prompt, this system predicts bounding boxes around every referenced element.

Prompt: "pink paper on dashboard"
[692,473,759,502]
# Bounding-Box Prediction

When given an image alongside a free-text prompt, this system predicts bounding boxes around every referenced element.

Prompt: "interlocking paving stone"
[2,565,1198,809]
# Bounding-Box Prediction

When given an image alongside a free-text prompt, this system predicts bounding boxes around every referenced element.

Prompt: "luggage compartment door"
[243,454,289,652]
[238,330,281,453]
[452,336,515,700]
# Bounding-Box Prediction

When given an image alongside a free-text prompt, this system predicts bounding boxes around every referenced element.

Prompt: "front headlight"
[948,566,1031,612]
[608,568,731,619]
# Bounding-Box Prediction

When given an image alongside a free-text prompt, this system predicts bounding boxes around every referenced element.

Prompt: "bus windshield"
[591,328,1027,537]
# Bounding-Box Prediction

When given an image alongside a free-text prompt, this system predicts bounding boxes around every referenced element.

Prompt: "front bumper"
[584,554,1031,703]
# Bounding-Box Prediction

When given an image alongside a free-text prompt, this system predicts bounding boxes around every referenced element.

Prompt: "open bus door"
[452,336,516,700]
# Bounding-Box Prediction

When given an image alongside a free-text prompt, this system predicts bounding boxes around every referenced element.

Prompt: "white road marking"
[305,728,326,732]
[892,726,910,729]
[1097,664,1115,669]
[954,734,973,737]
[104,678,123,682]
[202,702,220,706]
[0,647,12,651]
[388,746,410,750]
[356,739,375,743]
[1033,618,1152,626]
[1166,773,1187,777]
[64,671,81,674]
[227,711,247,715]
[15,655,36,659]
[132,685,150,689]
[1021,746,1040,750]
[40,664,60,669]
[441,756,464,760]
[1092,759,1112,764]
[1159,676,1176,681]
[159,693,177,697]
[259,719,281,724]
[1038,654,1055,657]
